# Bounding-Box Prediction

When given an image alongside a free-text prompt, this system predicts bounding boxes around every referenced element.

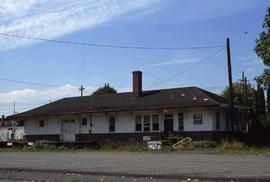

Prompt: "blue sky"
[0,0,269,115]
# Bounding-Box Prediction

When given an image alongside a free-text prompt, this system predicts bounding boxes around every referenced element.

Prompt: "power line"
[0,78,60,88]
[0,90,79,115]
[145,48,225,89]
[0,33,225,50]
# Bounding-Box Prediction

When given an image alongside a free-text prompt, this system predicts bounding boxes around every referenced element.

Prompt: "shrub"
[28,140,57,151]
[219,140,245,151]
[192,141,216,148]
[57,146,69,150]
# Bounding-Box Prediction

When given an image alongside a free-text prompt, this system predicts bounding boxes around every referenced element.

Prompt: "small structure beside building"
[8,71,248,144]
[0,115,25,141]
[0,126,24,141]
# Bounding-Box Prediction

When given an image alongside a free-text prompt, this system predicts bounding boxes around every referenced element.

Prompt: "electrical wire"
[0,33,225,50]
[0,78,60,88]
[145,48,226,89]
[0,90,79,115]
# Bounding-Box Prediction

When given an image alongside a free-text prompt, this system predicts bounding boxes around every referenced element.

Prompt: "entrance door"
[164,114,174,137]
[62,119,76,141]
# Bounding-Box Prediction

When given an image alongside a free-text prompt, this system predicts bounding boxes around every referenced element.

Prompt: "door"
[62,119,76,142]
[164,114,174,137]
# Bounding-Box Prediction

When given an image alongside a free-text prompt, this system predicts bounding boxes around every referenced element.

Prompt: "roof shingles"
[13,87,228,118]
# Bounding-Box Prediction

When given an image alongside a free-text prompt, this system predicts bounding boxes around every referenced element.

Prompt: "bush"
[219,140,245,151]
[28,140,57,151]
[192,141,216,148]
[57,146,69,150]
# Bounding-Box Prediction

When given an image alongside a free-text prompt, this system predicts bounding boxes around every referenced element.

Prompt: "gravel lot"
[0,152,269,181]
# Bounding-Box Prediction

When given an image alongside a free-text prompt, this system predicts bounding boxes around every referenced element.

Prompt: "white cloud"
[0,0,37,18]
[150,50,206,67]
[0,84,132,115]
[152,58,199,66]
[0,0,160,50]
[0,85,82,115]
[245,67,254,73]
[243,59,263,66]
[0,85,79,104]
[124,6,163,20]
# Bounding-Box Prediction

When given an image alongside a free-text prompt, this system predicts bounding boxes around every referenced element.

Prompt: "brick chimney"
[133,71,142,97]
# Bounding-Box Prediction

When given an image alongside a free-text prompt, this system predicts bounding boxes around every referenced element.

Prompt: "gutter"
[7,104,220,119]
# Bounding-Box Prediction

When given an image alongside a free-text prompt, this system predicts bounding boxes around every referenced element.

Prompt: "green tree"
[267,86,270,116]
[91,83,117,95]
[222,81,254,107]
[255,7,270,86]
[255,83,270,130]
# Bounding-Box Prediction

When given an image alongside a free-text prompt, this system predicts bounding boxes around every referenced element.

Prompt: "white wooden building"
[9,71,247,143]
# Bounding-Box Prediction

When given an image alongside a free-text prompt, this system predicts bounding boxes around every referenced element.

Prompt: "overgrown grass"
[1,140,270,156]
[218,140,270,156]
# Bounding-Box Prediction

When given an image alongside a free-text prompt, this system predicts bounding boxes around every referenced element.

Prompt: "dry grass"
[219,140,246,150]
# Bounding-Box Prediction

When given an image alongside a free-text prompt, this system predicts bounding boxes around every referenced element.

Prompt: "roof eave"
[12,104,220,119]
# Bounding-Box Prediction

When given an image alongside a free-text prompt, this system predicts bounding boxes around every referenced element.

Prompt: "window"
[109,116,115,132]
[178,113,184,131]
[226,114,229,130]
[193,114,203,125]
[216,112,220,130]
[81,118,87,126]
[152,114,159,131]
[135,115,142,131]
[143,115,151,132]
[39,120,45,127]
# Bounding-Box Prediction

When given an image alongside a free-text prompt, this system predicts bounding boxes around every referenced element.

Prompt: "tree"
[255,83,270,130]
[267,86,270,116]
[255,7,270,86]
[91,83,117,95]
[222,81,254,107]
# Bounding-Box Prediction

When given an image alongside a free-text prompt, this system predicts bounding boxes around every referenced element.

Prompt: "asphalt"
[0,152,269,181]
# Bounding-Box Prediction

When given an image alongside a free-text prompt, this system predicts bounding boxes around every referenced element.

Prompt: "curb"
[0,167,269,181]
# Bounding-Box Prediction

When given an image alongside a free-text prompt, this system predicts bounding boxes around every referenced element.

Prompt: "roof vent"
[181,93,186,96]
[192,95,197,100]
[170,89,173,99]
[203,98,209,101]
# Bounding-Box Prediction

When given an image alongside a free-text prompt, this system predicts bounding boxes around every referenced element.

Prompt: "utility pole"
[239,71,249,105]
[242,71,245,104]
[79,85,85,97]
[226,38,234,131]
[240,71,246,104]
[244,76,248,105]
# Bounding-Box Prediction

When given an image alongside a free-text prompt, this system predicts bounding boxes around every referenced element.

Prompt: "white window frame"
[193,114,203,125]
[178,113,184,131]
[152,114,160,131]
[81,117,87,126]
[143,115,151,132]
[109,116,115,132]
[135,115,142,132]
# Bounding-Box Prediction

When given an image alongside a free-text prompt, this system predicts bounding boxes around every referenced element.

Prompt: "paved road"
[0,152,269,181]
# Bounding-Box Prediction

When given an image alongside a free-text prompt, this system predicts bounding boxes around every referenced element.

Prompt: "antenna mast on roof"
[13,100,16,114]
[79,85,85,97]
